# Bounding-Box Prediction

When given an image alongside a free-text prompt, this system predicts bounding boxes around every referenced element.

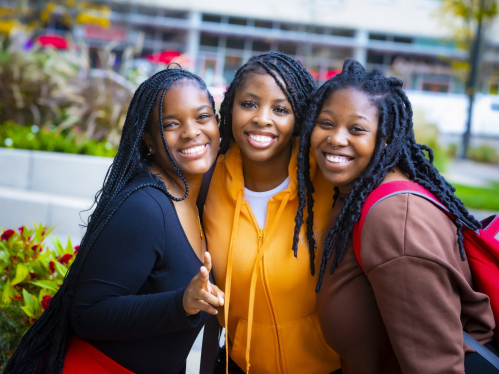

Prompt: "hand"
[183,252,224,316]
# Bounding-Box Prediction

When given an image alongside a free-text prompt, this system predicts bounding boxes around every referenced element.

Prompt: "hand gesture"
[183,252,224,316]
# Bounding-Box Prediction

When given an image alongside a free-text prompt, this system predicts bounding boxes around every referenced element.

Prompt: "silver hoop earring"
[149,148,153,153]
[334,146,339,150]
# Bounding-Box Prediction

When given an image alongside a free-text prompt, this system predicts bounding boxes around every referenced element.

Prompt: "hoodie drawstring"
[224,191,243,374]
[244,192,291,373]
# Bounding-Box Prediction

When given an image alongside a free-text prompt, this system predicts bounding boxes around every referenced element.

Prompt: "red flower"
[58,254,73,265]
[41,229,46,236]
[74,245,80,254]
[49,261,55,273]
[30,272,37,279]
[1,229,14,241]
[41,295,52,310]
[18,226,24,234]
[32,245,39,251]
[15,295,21,300]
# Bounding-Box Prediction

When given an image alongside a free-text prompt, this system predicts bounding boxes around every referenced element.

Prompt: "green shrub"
[413,114,449,172]
[0,121,117,157]
[453,182,499,211]
[0,224,77,370]
[468,144,499,164]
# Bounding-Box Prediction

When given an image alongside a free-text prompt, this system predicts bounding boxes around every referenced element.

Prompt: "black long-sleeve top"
[70,174,210,374]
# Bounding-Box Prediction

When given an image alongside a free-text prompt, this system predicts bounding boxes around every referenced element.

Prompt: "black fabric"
[214,346,342,374]
[200,315,222,374]
[465,340,499,373]
[70,174,210,374]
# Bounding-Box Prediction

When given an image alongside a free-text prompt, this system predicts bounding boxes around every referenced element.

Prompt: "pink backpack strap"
[352,181,451,272]
[482,214,499,238]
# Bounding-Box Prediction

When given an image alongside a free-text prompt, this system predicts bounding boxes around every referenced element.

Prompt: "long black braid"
[5,67,215,374]
[294,59,481,291]
[218,51,317,267]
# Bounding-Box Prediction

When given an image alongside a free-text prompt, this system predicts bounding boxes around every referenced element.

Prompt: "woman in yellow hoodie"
[203,52,341,374]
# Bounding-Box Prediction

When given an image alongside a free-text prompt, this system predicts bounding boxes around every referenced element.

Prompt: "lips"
[178,143,208,158]
[245,132,278,149]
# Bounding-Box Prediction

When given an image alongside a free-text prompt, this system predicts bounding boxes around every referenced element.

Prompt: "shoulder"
[361,193,458,272]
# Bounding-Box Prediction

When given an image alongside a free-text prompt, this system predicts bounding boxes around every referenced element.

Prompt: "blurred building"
[62,0,498,95]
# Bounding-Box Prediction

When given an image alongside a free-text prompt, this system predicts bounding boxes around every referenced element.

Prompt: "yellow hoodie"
[203,140,341,374]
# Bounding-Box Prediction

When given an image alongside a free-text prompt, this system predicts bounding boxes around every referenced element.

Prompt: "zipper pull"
[258,229,264,240]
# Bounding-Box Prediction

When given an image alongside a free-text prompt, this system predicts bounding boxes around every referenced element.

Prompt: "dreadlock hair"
[5,67,215,374]
[218,51,317,264]
[294,58,481,291]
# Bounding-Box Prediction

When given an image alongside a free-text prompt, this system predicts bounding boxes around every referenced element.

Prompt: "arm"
[69,189,205,340]
[362,194,466,374]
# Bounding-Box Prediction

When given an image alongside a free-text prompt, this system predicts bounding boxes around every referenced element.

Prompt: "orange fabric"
[204,139,341,374]
[63,336,134,374]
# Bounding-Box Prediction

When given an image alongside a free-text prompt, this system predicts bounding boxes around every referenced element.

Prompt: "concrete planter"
[0,148,112,237]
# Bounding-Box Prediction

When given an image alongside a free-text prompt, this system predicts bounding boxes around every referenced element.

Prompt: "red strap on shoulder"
[352,181,444,272]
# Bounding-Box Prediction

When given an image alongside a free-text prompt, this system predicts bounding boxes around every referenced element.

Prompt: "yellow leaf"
[11,263,29,285]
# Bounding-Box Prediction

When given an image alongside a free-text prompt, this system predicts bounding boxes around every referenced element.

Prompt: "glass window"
[200,33,219,47]
[394,36,413,44]
[253,39,271,52]
[306,26,326,34]
[280,22,300,32]
[330,28,355,38]
[200,57,218,86]
[254,20,273,29]
[164,10,188,19]
[224,55,243,84]
[367,51,385,65]
[369,33,387,41]
[136,6,158,17]
[226,37,246,50]
[162,30,185,43]
[203,14,222,23]
[278,42,297,56]
[228,17,247,26]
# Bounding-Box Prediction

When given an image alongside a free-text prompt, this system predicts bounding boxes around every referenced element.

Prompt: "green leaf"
[64,237,73,255]
[1,279,12,304]
[54,261,68,277]
[23,289,36,311]
[31,280,59,292]
[51,237,64,257]
[21,304,34,318]
[11,263,29,285]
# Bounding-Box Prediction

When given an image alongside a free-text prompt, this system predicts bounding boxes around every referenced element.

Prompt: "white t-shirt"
[243,177,290,229]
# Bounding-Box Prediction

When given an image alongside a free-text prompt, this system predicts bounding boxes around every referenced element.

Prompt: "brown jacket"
[317,193,495,374]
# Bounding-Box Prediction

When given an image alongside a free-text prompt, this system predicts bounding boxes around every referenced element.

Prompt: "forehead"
[237,72,288,99]
[322,88,378,118]
[160,83,211,111]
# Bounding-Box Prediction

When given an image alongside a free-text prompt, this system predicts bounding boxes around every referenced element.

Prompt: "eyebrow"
[320,109,369,121]
[245,92,288,103]
[161,105,212,120]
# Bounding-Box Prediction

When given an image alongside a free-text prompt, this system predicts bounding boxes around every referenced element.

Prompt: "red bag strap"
[352,181,450,272]
[483,215,499,238]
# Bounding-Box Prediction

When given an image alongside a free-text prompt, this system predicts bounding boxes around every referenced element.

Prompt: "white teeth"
[326,154,349,163]
[248,133,274,144]
[180,145,206,155]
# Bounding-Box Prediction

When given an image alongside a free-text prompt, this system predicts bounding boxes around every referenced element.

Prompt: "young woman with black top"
[5,68,224,374]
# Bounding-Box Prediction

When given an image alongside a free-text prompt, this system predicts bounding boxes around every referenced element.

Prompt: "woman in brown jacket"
[295,59,498,374]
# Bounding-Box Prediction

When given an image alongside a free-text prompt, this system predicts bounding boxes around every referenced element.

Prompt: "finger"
[201,290,220,307]
[192,266,210,287]
[211,284,225,306]
[194,300,218,315]
[203,252,212,273]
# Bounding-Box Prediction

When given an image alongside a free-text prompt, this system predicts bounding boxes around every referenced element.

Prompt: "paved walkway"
[444,159,499,187]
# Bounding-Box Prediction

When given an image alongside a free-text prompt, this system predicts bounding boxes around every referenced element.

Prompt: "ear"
[142,132,154,154]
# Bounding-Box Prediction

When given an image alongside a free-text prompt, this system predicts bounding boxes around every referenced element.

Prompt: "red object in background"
[85,25,127,42]
[41,295,52,310]
[308,69,319,80]
[306,69,341,81]
[324,69,341,80]
[147,50,182,65]
[37,35,68,49]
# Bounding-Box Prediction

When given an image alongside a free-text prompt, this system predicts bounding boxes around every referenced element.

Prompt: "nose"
[181,119,202,140]
[252,106,273,128]
[326,128,349,148]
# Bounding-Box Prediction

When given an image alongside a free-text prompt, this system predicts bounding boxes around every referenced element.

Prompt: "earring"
[334,146,339,150]
[149,148,153,154]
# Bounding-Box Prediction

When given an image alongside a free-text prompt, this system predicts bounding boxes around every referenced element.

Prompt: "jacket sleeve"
[70,189,200,340]
[361,193,466,374]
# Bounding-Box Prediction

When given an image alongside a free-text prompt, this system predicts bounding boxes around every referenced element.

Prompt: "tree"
[438,0,498,158]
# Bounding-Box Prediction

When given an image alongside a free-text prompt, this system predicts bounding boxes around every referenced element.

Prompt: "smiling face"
[231,72,295,163]
[311,87,379,194]
[143,80,220,178]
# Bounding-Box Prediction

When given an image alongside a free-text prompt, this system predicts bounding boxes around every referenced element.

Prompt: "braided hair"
[295,59,481,291]
[5,67,215,374]
[218,51,317,263]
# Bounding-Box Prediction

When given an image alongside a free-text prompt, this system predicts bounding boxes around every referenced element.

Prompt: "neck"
[241,141,292,192]
[150,162,202,205]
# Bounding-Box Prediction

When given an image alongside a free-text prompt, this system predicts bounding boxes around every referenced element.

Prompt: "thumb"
[203,252,212,273]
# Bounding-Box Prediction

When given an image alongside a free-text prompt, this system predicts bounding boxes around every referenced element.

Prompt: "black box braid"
[5,67,215,374]
[294,59,481,291]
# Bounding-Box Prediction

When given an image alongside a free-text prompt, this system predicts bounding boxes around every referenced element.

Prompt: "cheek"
[310,127,324,150]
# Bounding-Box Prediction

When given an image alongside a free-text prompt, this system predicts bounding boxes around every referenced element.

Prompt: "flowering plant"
[0,224,78,370]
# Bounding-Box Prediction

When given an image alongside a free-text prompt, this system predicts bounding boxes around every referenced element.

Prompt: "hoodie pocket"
[280,312,340,374]
[230,318,280,374]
